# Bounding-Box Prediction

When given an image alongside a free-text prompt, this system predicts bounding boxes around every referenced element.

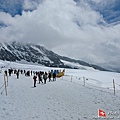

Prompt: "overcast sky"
[0,0,120,70]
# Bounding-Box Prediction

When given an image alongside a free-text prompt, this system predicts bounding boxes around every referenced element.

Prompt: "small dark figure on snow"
[53,72,56,81]
[16,71,19,79]
[8,69,12,76]
[24,70,26,74]
[21,70,23,74]
[43,72,47,84]
[14,69,17,74]
[26,71,30,76]
[33,75,37,87]
[38,72,43,84]
[36,71,38,76]
[31,71,32,76]
[4,70,7,76]
[48,72,51,82]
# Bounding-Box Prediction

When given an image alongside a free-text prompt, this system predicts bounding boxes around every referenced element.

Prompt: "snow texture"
[0,60,120,120]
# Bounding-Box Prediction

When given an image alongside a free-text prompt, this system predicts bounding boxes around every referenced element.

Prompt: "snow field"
[0,61,120,120]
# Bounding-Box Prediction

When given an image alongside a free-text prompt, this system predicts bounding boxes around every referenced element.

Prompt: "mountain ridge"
[0,41,110,72]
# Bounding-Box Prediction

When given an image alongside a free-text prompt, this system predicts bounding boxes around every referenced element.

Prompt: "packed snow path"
[0,74,120,120]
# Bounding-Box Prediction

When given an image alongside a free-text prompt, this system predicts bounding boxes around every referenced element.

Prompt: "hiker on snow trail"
[43,72,47,84]
[38,72,42,84]
[16,70,19,79]
[48,72,51,82]
[33,75,37,87]
[4,70,7,76]
[53,72,56,81]
[8,69,12,76]
[21,70,23,74]
[31,71,32,76]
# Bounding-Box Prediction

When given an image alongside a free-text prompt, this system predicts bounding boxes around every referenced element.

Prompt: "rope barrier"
[115,83,120,86]
[62,75,120,95]
[116,88,120,91]
[66,75,113,85]
[61,76,116,96]
[1,88,5,95]
[0,84,4,89]
[87,78,99,81]
[102,82,112,84]
[107,87,113,88]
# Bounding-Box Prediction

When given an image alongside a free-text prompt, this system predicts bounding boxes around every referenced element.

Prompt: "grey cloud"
[0,0,120,70]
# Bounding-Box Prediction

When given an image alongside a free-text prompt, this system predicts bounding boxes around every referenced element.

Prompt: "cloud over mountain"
[0,0,120,70]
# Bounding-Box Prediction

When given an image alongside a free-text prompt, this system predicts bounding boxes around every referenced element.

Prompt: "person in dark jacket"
[53,72,56,81]
[8,69,12,76]
[33,75,37,87]
[31,70,32,76]
[16,70,19,79]
[21,70,23,74]
[43,72,47,84]
[48,72,51,82]
[4,70,8,76]
[38,72,43,84]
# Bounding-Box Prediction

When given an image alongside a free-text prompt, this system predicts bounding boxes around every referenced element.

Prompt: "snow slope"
[0,61,120,120]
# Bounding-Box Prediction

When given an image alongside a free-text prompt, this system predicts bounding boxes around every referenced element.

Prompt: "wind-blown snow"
[0,60,120,120]
[31,45,44,55]
[61,59,96,70]
[30,45,53,62]
[0,43,12,53]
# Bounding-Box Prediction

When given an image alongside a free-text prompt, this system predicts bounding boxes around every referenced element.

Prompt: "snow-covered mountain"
[0,0,120,72]
[0,41,108,71]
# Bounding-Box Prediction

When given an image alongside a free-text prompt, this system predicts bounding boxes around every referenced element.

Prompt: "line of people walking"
[33,71,57,87]
[4,68,59,88]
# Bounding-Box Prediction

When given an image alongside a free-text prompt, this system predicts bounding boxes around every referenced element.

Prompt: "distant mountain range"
[0,41,109,71]
[0,0,120,72]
